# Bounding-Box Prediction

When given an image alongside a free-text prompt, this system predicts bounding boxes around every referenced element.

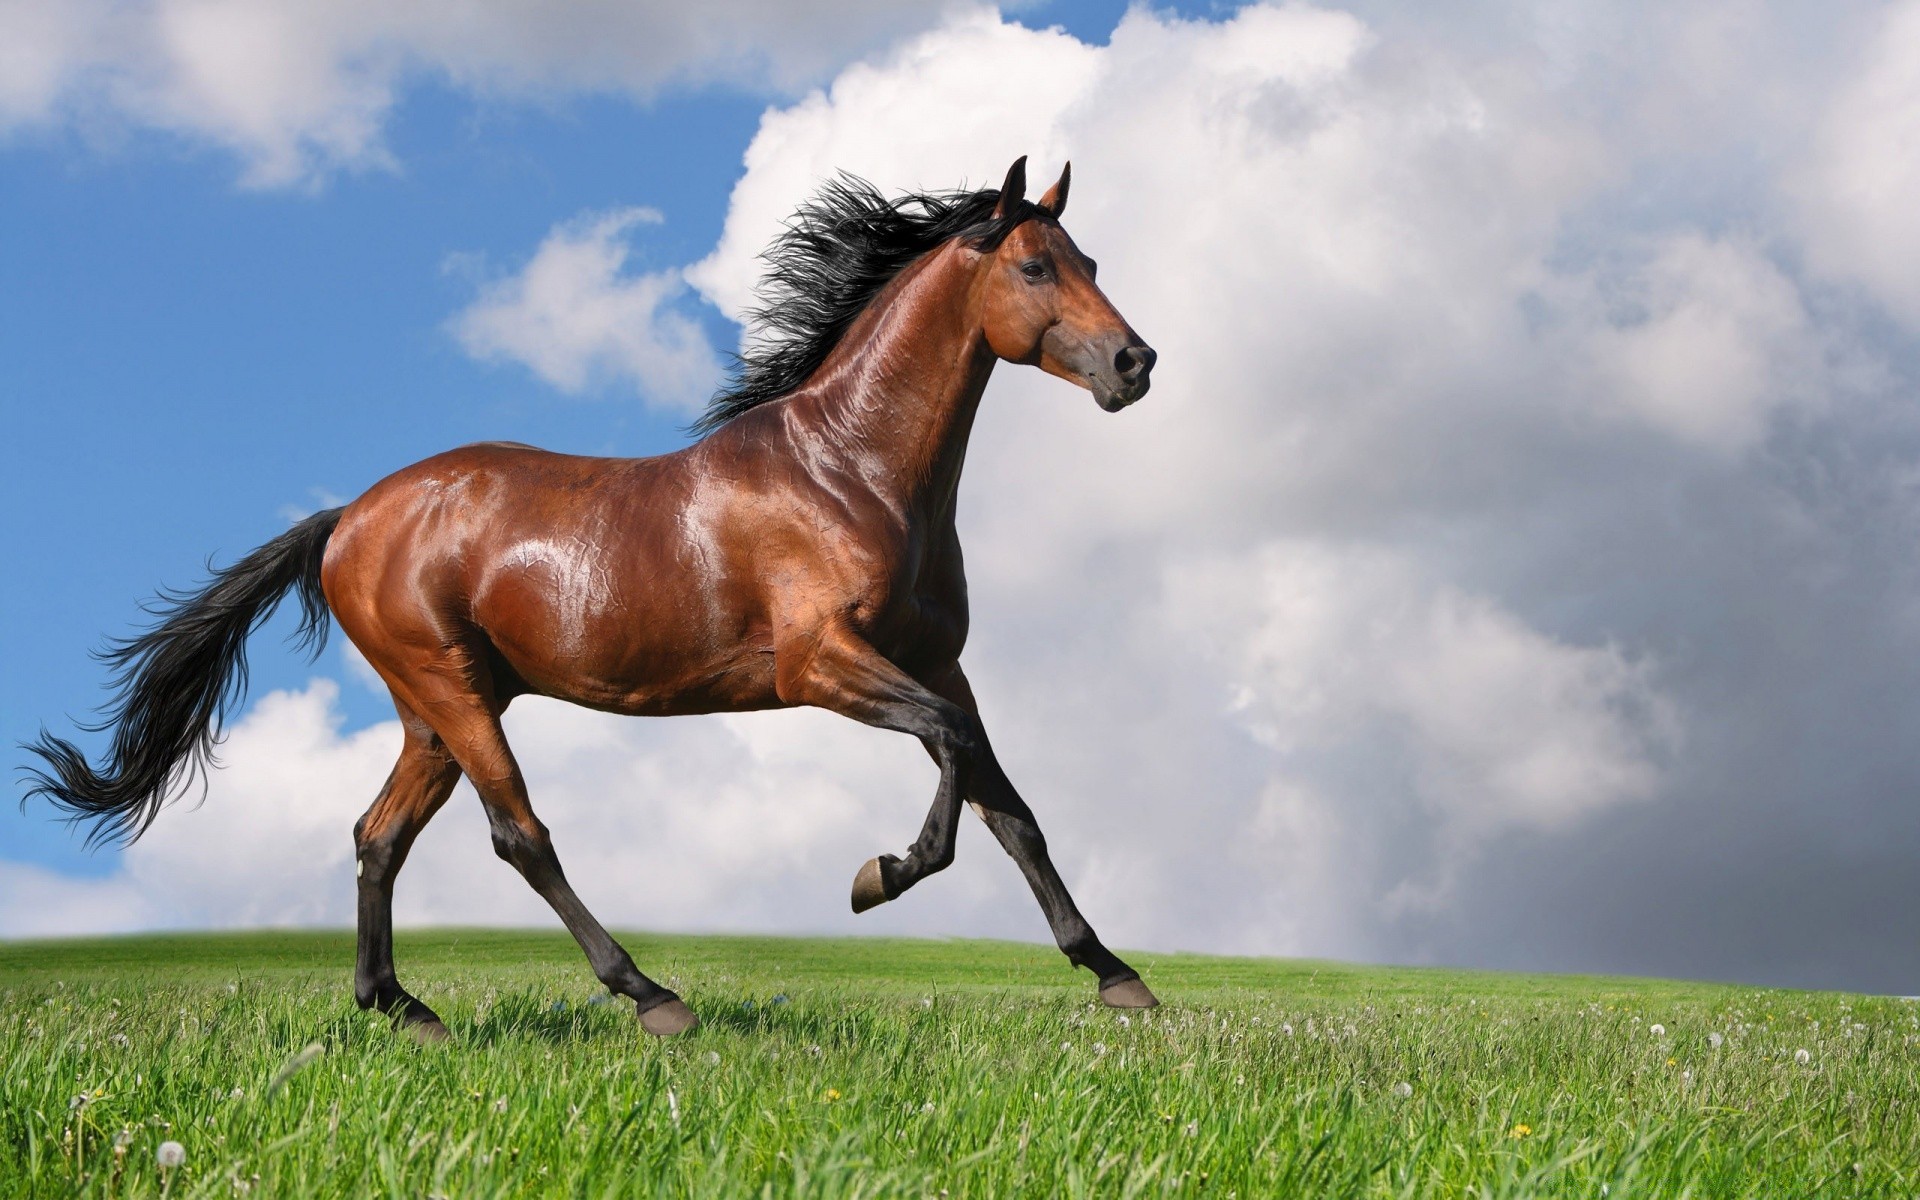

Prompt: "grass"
[2,929,1917,1197]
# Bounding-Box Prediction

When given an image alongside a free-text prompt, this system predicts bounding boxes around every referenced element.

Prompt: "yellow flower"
[1666,1058,1677,1066]
[822,1088,842,1103]
[1509,1123,1533,1139]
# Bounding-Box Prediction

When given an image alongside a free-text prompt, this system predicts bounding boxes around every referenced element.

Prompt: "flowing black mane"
[693,175,1025,435]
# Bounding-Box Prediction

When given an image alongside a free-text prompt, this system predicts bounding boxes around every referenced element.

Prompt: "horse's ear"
[992,155,1028,220]
[1037,162,1070,218]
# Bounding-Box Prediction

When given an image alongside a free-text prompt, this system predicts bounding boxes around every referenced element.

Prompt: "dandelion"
[822,1088,843,1103]
[1060,1041,1072,1053]
[1117,1014,1131,1028]
[920,1101,936,1115]
[1092,1042,1107,1056]
[228,1088,245,1101]
[1794,1048,1811,1065]
[1282,1023,1294,1037]
[1650,1024,1666,1037]
[705,1051,721,1066]
[156,1141,186,1168]
[919,997,933,1009]
[1509,1123,1533,1139]
[1393,1082,1414,1099]
[1708,1032,1723,1048]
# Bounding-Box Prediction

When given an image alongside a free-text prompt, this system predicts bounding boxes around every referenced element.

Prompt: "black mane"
[693,174,1025,436]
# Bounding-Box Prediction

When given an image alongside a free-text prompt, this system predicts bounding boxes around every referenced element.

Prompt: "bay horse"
[26,156,1159,1039]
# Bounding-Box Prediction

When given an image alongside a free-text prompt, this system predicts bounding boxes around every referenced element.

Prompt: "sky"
[5,0,1920,994]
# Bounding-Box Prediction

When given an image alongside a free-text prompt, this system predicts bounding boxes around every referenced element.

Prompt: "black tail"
[23,508,345,848]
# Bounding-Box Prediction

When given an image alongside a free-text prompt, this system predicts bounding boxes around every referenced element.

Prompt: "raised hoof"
[850,857,892,914]
[638,998,700,1038]
[406,1018,451,1045]
[1100,978,1160,1009]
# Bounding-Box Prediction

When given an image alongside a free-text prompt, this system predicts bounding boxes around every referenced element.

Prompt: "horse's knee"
[488,817,556,877]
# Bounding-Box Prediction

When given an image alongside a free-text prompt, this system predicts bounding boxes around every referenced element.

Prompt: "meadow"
[2,929,1916,1197]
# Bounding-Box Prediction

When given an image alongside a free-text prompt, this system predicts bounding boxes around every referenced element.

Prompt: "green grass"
[3,929,1917,1197]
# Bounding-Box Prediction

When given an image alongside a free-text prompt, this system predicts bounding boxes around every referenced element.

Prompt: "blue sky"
[7,0,1920,993]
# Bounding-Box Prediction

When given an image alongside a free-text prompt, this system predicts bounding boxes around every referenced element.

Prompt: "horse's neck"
[802,248,994,519]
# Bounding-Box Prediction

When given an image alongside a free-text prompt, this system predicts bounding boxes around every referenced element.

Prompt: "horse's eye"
[1020,260,1049,282]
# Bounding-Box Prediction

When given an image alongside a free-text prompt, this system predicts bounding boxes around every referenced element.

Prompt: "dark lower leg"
[352,751,458,1031]
[871,754,969,899]
[487,815,679,1014]
[973,762,1142,991]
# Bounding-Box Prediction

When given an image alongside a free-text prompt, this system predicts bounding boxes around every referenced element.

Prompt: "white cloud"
[1795,0,1920,327]
[0,0,964,187]
[450,208,722,411]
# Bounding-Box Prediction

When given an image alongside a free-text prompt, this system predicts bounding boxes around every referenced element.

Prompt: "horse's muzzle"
[1093,342,1156,411]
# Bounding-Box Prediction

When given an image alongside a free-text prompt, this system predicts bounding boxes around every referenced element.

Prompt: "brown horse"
[27,156,1159,1039]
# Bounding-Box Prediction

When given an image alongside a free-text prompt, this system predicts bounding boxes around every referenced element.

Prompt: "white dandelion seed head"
[1708,1032,1724,1048]
[1093,1042,1107,1055]
[705,1051,721,1066]
[156,1141,185,1168]
[921,1101,935,1115]
[1794,1048,1811,1065]
[1649,1024,1666,1037]
[1282,1023,1294,1037]
[229,1088,244,1101]
[1117,1014,1130,1028]
[1393,1082,1414,1098]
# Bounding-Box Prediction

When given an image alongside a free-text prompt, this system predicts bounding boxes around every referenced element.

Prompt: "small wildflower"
[493,1097,508,1114]
[1650,1024,1666,1037]
[1708,1032,1723,1048]
[1509,1123,1533,1139]
[1666,1058,1676,1067]
[1794,1048,1811,1065]
[1117,1014,1131,1028]
[229,1087,245,1101]
[823,1088,843,1103]
[705,1051,721,1066]
[1092,1042,1107,1055]
[1282,1023,1294,1036]
[920,1101,935,1115]
[1393,1082,1414,1099]
[156,1141,186,1169]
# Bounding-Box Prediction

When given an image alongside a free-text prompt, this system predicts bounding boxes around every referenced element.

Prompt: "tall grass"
[2,929,1915,1197]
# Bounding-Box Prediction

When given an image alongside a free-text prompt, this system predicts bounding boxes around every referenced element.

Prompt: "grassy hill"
[2,929,1915,1196]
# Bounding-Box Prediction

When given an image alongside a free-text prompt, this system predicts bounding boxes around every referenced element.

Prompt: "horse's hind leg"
[408,682,698,1037]
[353,700,461,1040]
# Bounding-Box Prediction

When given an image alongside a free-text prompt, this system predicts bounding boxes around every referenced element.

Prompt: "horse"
[25,156,1160,1039]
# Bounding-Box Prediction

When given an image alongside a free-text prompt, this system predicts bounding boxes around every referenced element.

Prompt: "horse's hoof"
[406,1018,451,1044]
[1100,978,1160,1009]
[638,998,699,1038]
[851,857,891,914]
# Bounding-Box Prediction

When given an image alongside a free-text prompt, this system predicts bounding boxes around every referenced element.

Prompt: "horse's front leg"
[773,623,977,910]
[917,663,1158,1009]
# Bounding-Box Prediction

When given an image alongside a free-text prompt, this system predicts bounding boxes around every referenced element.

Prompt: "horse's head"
[977,157,1156,411]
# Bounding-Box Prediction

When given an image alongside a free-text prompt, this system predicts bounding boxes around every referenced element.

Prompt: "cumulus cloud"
[1795,0,1920,327]
[15,2,1920,993]
[450,208,722,411]
[0,0,964,186]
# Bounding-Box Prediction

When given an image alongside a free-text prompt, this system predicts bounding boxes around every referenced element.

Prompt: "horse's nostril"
[1115,344,1157,379]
